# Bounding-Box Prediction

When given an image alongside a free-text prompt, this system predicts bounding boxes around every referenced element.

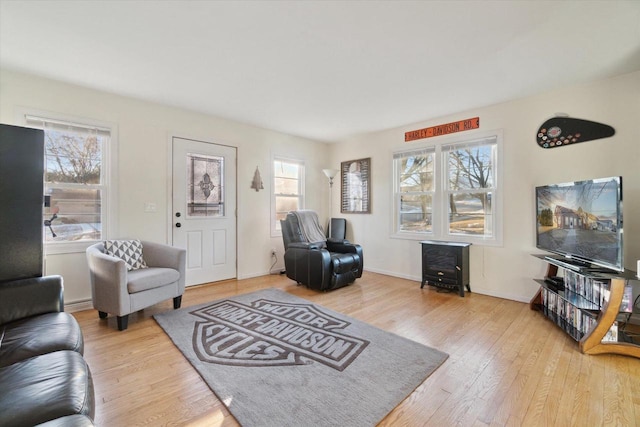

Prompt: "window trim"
[17,108,119,255]
[271,155,305,237]
[391,129,503,247]
[393,146,436,235]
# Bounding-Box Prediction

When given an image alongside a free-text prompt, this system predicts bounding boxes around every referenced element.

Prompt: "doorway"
[171,136,237,286]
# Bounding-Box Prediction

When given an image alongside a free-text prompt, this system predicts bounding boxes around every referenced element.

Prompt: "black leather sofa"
[0,275,95,426]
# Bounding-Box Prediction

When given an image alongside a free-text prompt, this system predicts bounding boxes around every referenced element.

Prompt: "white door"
[172,137,237,286]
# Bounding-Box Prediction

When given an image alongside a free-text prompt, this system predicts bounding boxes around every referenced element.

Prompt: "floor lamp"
[322,168,339,238]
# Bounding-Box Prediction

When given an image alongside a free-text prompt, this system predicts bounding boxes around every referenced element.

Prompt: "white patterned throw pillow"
[104,239,148,271]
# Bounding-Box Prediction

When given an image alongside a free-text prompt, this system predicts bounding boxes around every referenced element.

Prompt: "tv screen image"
[535,176,623,271]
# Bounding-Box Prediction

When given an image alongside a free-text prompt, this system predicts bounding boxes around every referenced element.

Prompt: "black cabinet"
[0,124,45,282]
[420,241,471,297]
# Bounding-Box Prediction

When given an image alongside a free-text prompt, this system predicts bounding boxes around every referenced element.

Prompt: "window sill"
[390,231,433,241]
[390,231,502,247]
[45,240,99,255]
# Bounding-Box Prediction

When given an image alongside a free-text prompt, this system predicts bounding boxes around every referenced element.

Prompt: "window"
[444,139,497,238]
[272,157,305,235]
[24,113,116,253]
[393,132,502,245]
[394,148,435,233]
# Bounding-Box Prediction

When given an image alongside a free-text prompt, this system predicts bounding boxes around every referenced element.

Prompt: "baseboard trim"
[363,267,532,303]
[238,271,271,280]
[64,299,93,313]
[185,267,533,311]
[363,267,420,282]
[468,286,531,304]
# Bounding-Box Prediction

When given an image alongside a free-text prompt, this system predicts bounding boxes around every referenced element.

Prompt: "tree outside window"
[393,134,500,244]
[26,116,109,243]
[445,142,496,236]
[272,157,304,234]
[394,149,435,232]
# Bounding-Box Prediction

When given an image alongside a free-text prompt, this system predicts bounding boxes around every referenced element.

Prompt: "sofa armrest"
[283,247,332,289]
[326,240,360,254]
[288,242,323,250]
[141,241,184,269]
[86,245,130,316]
[326,241,364,278]
[141,241,186,293]
[327,238,349,245]
[0,275,64,325]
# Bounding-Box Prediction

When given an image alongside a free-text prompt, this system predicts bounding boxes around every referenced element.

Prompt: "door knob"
[176,223,182,228]
[175,212,181,217]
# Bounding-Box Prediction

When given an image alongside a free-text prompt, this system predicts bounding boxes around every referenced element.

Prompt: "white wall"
[329,71,640,302]
[0,68,330,304]
[2,68,638,305]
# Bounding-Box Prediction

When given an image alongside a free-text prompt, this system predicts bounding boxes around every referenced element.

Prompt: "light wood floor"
[73,271,640,426]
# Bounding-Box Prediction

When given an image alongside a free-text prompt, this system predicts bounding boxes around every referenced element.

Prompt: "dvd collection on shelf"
[562,270,611,308]
[541,286,598,341]
[562,269,634,313]
[540,269,633,342]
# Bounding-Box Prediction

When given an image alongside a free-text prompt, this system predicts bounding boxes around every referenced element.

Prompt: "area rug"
[154,288,448,427]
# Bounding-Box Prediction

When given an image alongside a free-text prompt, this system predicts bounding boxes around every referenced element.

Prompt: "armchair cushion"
[127,267,181,294]
[104,239,148,271]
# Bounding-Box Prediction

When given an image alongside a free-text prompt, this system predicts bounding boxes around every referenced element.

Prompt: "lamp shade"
[323,168,339,179]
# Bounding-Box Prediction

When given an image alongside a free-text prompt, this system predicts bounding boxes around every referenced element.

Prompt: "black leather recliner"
[281,211,363,291]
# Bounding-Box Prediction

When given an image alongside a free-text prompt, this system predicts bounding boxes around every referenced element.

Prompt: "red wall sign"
[405,117,479,142]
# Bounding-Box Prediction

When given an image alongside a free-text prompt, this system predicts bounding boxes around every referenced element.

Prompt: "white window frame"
[391,129,503,246]
[18,108,118,255]
[393,147,436,235]
[271,155,305,236]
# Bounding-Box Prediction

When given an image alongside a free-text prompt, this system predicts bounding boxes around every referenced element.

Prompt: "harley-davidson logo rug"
[191,298,369,371]
[155,288,448,427]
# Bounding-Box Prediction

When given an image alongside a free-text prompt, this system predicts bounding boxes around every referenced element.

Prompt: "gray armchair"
[86,240,186,330]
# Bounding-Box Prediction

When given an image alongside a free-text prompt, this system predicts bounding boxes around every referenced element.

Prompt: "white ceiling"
[1,1,639,142]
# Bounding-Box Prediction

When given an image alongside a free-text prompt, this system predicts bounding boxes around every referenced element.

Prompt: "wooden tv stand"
[530,255,640,359]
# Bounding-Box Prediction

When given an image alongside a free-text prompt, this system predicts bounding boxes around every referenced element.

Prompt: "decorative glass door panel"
[186,153,224,217]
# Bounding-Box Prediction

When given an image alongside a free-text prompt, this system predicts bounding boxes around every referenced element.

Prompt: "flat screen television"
[535,176,623,272]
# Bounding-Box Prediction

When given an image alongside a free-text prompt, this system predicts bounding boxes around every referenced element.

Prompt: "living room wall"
[2,68,638,306]
[0,68,330,305]
[327,71,640,302]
